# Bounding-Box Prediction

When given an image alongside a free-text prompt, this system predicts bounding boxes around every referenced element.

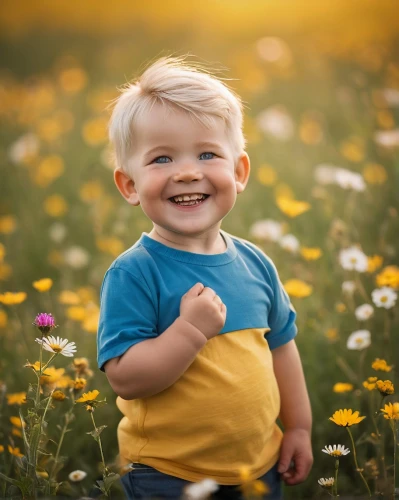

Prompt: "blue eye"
[199,152,215,160]
[153,156,171,164]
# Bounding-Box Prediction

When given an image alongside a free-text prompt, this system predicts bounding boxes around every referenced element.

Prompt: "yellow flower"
[0,292,27,305]
[256,164,277,186]
[76,389,99,403]
[36,117,63,142]
[0,262,12,281]
[238,466,270,496]
[283,279,312,298]
[380,402,399,420]
[82,116,108,146]
[52,390,66,401]
[73,358,93,377]
[40,367,65,386]
[59,67,88,94]
[33,155,65,188]
[32,278,53,292]
[329,409,366,427]
[300,247,322,261]
[340,137,364,162]
[58,290,81,305]
[367,255,383,273]
[0,445,4,453]
[0,215,17,234]
[96,237,125,257]
[66,306,86,322]
[6,392,26,405]
[12,428,22,438]
[376,380,394,396]
[335,302,347,313]
[363,163,387,185]
[0,309,8,328]
[325,328,339,342]
[276,197,311,217]
[333,383,354,393]
[363,377,378,391]
[8,445,24,458]
[79,180,104,202]
[82,310,99,333]
[44,195,68,217]
[372,358,393,372]
[299,115,323,145]
[74,378,87,390]
[9,416,25,428]
[376,265,399,289]
[0,243,5,262]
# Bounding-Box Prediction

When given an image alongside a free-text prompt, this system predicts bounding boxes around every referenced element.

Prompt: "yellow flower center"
[330,450,342,457]
[49,344,62,352]
[381,296,387,302]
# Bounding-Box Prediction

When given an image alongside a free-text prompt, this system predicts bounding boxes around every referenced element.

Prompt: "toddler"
[97,56,313,499]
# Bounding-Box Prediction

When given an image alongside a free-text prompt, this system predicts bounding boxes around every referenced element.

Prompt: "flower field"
[0,2,398,498]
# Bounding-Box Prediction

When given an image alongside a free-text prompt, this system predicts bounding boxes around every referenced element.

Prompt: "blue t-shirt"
[96,230,298,484]
[97,230,297,370]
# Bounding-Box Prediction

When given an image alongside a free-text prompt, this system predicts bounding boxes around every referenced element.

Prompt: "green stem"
[346,427,371,497]
[41,353,57,372]
[49,407,73,482]
[334,459,339,498]
[35,343,43,408]
[354,274,369,303]
[90,411,107,475]
[391,421,397,499]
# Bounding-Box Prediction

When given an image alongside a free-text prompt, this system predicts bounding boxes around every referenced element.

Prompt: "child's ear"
[114,168,140,206]
[235,152,250,194]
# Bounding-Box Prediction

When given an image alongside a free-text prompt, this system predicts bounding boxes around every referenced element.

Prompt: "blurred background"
[1,1,399,498]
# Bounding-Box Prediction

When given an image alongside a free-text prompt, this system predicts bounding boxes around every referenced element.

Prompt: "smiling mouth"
[168,194,210,206]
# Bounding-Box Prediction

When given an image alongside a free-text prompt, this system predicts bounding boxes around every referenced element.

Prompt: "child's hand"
[180,283,226,340]
[277,428,313,486]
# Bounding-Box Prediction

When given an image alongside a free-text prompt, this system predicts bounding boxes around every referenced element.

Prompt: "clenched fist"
[180,283,226,340]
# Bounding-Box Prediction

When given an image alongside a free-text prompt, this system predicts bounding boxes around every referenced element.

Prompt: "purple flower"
[33,313,57,335]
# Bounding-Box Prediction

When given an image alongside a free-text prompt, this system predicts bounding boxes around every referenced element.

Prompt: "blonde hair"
[109,56,246,172]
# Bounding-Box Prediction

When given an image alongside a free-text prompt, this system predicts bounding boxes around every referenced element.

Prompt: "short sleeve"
[97,267,158,370]
[264,258,297,350]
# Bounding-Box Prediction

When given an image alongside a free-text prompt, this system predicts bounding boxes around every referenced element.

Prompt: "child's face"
[115,102,250,241]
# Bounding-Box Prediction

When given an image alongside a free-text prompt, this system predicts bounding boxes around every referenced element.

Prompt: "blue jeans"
[121,462,282,499]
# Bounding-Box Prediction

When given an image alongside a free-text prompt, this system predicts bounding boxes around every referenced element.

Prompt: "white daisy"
[371,287,397,309]
[49,223,67,243]
[318,477,335,488]
[183,478,219,500]
[342,280,356,295]
[279,234,300,254]
[314,164,338,185]
[335,168,366,192]
[8,133,40,165]
[347,330,371,350]
[374,129,399,148]
[322,444,350,458]
[249,219,283,242]
[256,105,294,141]
[35,336,77,357]
[382,88,399,107]
[339,246,368,272]
[355,304,374,321]
[63,246,90,269]
[68,470,87,482]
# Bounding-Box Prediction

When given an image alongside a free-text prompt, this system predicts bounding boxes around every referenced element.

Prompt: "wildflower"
[68,470,87,482]
[58,290,80,305]
[256,164,277,186]
[372,358,393,372]
[381,402,399,420]
[374,129,399,148]
[300,247,322,260]
[82,116,108,146]
[80,180,105,202]
[367,255,383,273]
[63,246,90,269]
[76,389,101,411]
[329,409,366,427]
[335,302,347,313]
[342,280,356,295]
[40,367,65,387]
[257,105,294,141]
[0,445,4,453]
[183,478,219,499]
[276,197,311,217]
[49,222,67,243]
[44,195,68,217]
[0,292,27,305]
[283,279,313,298]
[376,380,394,396]
[325,328,339,342]
[363,377,378,391]
[371,287,397,309]
[318,477,335,488]
[335,169,366,191]
[346,330,371,350]
[249,219,283,242]
[333,383,353,393]
[0,310,8,328]
[355,304,374,321]
[376,265,399,289]
[8,133,39,165]
[35,335,76,357]
[363,163,387,185]
[6,392,26,405]
[32,278,53,292]
[33,313,57,335]
[8,445,24,458]
[322,445,350,457]
[9,416,25,428]
[73,357,93,377]
[52,390,66,401]
[12,428,22,438]
[0,215,17,234]
[66,306,86,321]
[339,247,368,272]
[73,378,87,390]
[279,234,300,253]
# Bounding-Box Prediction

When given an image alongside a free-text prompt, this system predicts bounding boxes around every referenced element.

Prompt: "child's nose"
[173,165,204,183]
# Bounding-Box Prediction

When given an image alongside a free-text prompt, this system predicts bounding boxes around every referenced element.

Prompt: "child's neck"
[148,227,227,255]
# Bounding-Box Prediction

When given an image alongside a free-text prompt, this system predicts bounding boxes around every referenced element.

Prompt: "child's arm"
[272,339,313,485]
[105,283,226,400]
